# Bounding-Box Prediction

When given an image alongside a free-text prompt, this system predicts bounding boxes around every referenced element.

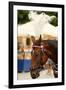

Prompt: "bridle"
[32,45,50,57]
[32,45,44,56]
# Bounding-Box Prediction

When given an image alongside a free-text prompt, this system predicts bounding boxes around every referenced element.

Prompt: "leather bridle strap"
[32,45,43,48]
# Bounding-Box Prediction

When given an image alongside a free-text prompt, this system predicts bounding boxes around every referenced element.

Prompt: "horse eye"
[44,51,47,55]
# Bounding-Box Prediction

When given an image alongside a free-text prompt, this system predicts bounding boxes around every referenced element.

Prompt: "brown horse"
[30,36,58,79]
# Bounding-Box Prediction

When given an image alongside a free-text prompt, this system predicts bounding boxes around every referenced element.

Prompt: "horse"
[30,36,58,79]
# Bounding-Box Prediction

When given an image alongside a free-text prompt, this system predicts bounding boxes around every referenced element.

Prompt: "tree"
[17,10,30,24]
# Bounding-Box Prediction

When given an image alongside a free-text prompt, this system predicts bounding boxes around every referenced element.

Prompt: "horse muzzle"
[30,67,40,79]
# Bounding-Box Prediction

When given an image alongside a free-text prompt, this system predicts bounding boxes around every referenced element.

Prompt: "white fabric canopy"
[18,12,57,37]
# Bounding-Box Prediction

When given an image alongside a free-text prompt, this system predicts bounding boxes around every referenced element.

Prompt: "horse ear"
[31,36,35,43]
[38,34,42,44]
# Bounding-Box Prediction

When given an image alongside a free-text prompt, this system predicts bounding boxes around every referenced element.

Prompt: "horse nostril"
[31,71,40,79]
[32,74,37,79]
[33,74,35,76]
